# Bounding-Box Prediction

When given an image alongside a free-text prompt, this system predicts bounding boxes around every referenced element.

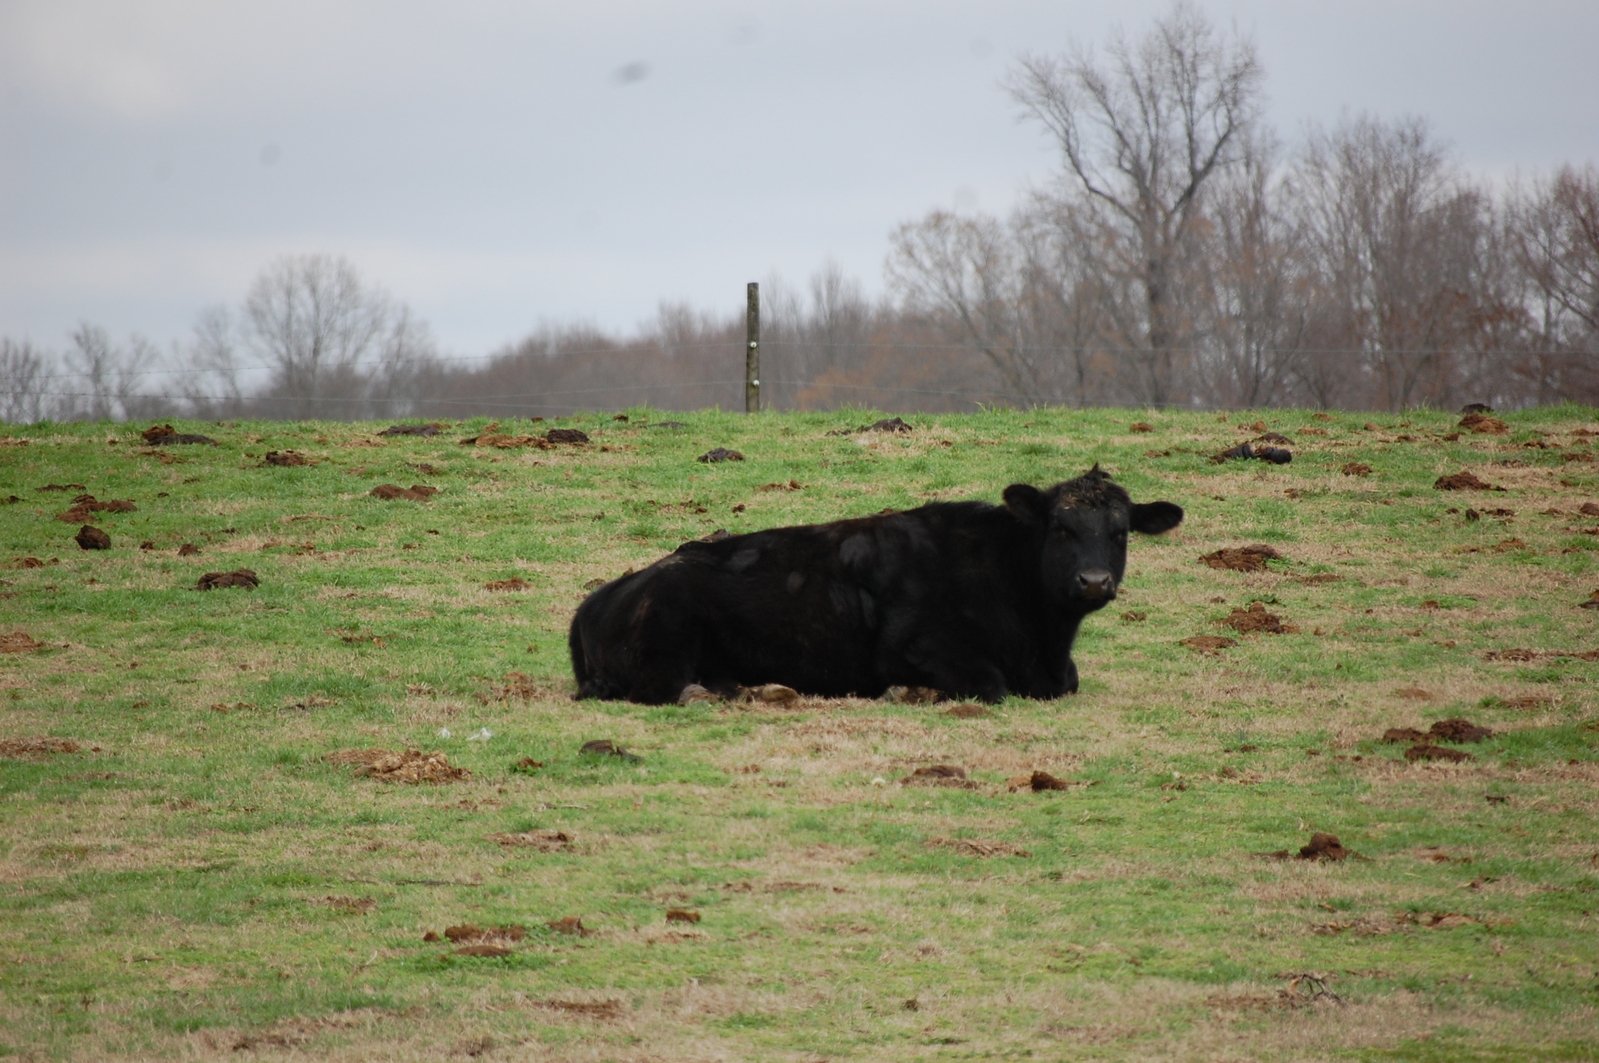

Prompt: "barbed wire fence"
[4,333,1596,423]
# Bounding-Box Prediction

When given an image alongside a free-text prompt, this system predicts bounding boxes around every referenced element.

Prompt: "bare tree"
[1291,115,1493,409]
[62,323,160,421]
[1506,165,1599,403]
[1008,0,1264,404]
[243,254,436,419]
[1197,130,1312,407]
[886,209,1044,400]
[179,305,251,418]
[758,262,875,409]
[0,338,50,424]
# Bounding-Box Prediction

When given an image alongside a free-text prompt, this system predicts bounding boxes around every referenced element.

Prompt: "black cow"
[569,466,1182,704]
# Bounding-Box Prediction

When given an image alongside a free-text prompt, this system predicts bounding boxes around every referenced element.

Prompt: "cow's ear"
[1130,501,1183,535]
[1002,484,1048,524]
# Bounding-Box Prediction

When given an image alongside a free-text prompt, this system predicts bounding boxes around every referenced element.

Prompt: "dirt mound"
[1298,832,1353,861]
[57,494,137,522]
[1005,770,1083,792]
[1182,635,1237,654]
[487,830,572,851]
[1434,471,1502,491]
[197,569,259,590]
[697,447,744,463]
[326,748,470,783]
[1460,413,1510,435]
[0,631,46,653]
[1427,717,1494,743]
[483,578,532,592]
[1223,602,1296,634]
[1341,462,1373,477]
[142,424,217,445]
[262,450,312,466]
[0,736,89,758]
[1201,545,1282,572]
[901,764,978,788]
[370,484,438,501]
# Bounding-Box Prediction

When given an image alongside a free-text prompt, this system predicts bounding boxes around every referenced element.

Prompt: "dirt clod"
[1298,833,1353,861]
[196,569,259,590]
[666,908,701,924]
[75,525,111,550]
[545,428,590,445]
[262,450,311,466]
[483,578,532,592]
[697,448,744,463]
[1341,462,1373,477]
[1200,545,1282,572]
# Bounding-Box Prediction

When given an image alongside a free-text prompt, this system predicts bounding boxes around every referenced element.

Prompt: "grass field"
[2,405,1597,1061]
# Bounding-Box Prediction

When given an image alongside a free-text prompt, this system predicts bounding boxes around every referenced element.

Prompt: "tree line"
[4,3,1595,424]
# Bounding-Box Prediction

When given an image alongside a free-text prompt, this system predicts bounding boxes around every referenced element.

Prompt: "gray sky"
[3,0,1596,360]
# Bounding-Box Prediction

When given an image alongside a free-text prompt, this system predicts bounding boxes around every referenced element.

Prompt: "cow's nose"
[1077,570,1116,601]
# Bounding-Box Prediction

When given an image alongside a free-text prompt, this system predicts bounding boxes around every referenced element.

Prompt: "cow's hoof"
[883,685,942,704]
[744,683,800,705]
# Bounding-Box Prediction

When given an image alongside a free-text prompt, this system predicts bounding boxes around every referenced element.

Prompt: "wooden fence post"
[745,282,761,413]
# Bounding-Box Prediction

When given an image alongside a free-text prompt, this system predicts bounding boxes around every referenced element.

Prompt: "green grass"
[2,405,1597,1060]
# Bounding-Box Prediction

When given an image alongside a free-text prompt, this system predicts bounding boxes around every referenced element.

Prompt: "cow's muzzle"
[1075,569,1117,603]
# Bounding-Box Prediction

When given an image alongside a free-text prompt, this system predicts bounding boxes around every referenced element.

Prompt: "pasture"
[2,405,1597,1061]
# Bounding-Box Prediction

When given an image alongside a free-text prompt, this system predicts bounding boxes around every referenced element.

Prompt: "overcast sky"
[3,0,1596,362]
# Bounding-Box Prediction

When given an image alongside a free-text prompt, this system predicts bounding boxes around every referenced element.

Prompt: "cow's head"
[1003,466,1183,610]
